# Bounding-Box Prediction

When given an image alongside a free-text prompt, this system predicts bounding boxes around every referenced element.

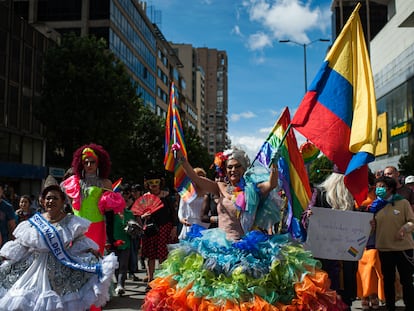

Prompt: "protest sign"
[304,208,373,260]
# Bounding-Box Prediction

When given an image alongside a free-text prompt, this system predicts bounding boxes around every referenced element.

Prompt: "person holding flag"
[143,142,348,310]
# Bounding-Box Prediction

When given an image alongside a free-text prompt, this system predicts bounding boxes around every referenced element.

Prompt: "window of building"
[37,0,82,21]
[23,45,32,88]
[0,79,4,126]
[89,0,109,19]
[21,96,31,132]
[8,84,18,128]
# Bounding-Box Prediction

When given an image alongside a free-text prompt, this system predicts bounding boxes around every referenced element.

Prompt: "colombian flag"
[164,82,197,203]
[291,3,377,205]
[255,107,312,237]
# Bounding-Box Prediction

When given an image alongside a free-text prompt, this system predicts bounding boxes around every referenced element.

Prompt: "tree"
[308,155,333,186]
[35,33,212,188]
[34,34,140,168]
[398,147,414,176]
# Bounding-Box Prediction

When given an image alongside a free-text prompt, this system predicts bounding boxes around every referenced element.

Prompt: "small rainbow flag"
[164,82,197,203]
[112,178,123,192]
[347,246,359,257]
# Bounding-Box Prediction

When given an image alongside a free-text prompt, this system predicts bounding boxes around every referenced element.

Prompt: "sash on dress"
[29,212,102,277]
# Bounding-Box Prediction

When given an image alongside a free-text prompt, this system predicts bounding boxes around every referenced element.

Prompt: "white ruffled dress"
[0,214,118,311]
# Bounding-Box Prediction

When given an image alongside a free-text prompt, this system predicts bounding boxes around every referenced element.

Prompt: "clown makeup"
[83,156,98,175]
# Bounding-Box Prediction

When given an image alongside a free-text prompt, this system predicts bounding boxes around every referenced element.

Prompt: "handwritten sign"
[304,208,373,261]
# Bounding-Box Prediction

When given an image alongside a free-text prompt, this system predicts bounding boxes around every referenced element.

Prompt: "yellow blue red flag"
[291,3,377,205]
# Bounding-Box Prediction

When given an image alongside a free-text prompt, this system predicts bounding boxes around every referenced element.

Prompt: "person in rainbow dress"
[142,144,347,311]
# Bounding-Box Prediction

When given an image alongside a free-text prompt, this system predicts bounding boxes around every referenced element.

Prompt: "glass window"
[37,0,82,21]
[0,79,4,126]
[9,133,20,162]
[89,0,109,19]
[8,84,18,128]
[22,136,33,164]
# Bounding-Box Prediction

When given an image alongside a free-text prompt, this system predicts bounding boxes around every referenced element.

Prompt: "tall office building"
[331,0,414,171]
[171,43,206,143]
[196,47,229,156]
[8,0,190,179]
[0,1,53,196]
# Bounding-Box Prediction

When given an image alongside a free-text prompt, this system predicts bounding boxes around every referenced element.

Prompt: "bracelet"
[177,156,185,163]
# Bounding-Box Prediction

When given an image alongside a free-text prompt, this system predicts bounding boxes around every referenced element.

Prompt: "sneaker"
[129,274,139,281]
[115,285,125,296]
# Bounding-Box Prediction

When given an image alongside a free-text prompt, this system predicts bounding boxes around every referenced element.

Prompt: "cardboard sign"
[304,208,373,261]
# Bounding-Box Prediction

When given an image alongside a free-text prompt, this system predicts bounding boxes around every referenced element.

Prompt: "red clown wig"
[71,143,111,179]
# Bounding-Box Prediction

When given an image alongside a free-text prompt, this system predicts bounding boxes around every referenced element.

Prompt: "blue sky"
[149,0,333,159]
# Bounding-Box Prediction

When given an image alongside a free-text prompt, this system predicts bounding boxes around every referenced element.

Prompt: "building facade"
[196,47,229,156]
[369,0,414,172]
[0,1,51,197]
[172,43,206,143]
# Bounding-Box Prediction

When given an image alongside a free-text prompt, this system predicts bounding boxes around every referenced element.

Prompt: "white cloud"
[232,25,243,37]
[243,0,330,48]
[247,32,272,50]
[229,134,266,161]
[230,111,256,122]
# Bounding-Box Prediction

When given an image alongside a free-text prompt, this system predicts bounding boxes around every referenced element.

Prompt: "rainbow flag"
[254,107,312,237]
[291,3,377,205]
[112,177,123,192]
[164,82,197,203]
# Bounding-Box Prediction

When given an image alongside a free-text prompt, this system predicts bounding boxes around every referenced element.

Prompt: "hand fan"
[131,193,164,216]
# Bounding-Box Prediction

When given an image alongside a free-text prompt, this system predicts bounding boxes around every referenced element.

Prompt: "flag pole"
[250,123,292,168]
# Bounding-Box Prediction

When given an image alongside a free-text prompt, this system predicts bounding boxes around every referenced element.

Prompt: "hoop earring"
[82,169,85,178]
[96,168,99,177]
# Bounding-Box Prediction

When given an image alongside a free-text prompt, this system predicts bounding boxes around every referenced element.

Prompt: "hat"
[405,175,414,185]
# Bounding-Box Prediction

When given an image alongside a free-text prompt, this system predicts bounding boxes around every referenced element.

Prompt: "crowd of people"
[0,142,413,311]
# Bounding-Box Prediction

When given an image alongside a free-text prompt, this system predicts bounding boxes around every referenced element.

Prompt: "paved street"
[103,271,406,311]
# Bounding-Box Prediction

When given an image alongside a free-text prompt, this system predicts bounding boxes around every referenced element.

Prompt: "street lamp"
[279,38,330,93]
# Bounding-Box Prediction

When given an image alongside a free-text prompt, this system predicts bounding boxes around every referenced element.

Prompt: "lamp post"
[279,38,330,93]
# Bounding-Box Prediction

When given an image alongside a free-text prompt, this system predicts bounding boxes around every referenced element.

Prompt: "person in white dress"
[0,185,118,311]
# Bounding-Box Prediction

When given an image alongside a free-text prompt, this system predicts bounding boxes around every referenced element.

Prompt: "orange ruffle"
[143,270,348,311]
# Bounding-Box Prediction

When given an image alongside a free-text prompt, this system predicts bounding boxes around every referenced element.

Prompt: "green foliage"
[34,33,139,167]
[35,33,212,189]
[308,155,333,186]
[398,147,414,176]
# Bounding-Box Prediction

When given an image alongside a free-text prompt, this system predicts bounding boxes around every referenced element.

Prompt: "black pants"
[319,259,357,308]
[379,250,414,311]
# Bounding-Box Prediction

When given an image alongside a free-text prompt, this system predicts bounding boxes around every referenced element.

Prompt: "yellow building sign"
[390,121,411,139]
[375,112,388,156]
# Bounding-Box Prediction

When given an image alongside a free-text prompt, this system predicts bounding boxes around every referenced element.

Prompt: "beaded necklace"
[226,177,246,211]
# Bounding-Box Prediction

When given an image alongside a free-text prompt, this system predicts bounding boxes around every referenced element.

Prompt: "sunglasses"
[147,179,161,186]
[83,160,97,165]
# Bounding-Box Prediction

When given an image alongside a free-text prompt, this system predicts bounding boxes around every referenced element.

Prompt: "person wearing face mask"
[355,172,384,310]
[370,176,414,311]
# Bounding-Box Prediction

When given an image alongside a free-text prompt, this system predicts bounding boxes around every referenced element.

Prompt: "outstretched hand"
[171,143,181,152]
[271,148,281,165]
[172,143,186,162]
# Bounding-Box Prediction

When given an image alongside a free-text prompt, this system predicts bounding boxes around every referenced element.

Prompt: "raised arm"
[173,144,220,195]
[257,163,279,197]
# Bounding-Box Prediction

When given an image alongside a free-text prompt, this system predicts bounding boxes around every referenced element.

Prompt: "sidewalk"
[103,271,406,311]
[103,271,147,310]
